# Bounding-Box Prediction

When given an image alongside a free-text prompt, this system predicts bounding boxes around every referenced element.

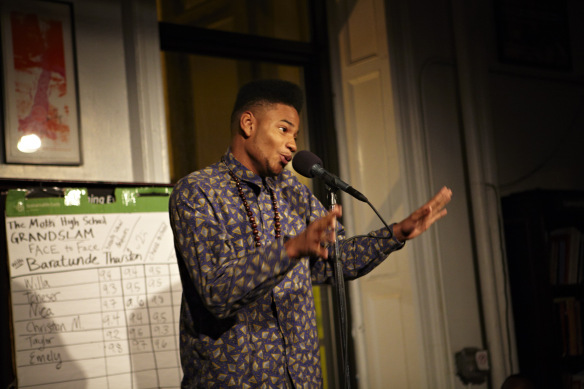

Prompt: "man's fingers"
[286,208,341,259]
[427,207,448,226]
[431,186,452,209]
[315,207,341,233]
[309,207,342,257]
[421,187,451,220]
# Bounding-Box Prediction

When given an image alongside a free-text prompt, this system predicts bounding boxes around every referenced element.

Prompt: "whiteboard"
[5,188,182,389]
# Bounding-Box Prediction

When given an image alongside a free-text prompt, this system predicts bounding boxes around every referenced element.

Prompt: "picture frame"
[494,0,572,71]
[1,0,81,165]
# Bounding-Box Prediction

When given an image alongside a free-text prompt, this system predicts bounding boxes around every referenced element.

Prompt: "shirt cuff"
[389,223,406,250]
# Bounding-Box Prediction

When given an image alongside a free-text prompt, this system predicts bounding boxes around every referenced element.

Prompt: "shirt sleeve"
[302,189,405,284]
[169,181,298,319]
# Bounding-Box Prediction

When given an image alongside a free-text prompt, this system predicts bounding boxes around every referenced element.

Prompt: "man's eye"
[279,127,287,132]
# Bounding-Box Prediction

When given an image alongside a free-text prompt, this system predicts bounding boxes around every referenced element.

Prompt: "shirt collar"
[221,149,267,190]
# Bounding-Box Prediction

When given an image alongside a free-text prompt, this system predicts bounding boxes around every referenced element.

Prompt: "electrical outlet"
[455,347,489,385]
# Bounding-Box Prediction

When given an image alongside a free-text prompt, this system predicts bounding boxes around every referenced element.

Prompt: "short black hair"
[230,79,304,128]
[501,374,535,389]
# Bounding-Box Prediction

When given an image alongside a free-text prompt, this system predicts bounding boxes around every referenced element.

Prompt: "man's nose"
[287,138,297,152]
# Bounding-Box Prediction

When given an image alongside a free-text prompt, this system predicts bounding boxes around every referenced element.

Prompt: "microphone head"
[292,150,322,178]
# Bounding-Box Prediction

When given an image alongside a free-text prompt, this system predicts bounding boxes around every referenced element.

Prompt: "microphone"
[292,150,368,202]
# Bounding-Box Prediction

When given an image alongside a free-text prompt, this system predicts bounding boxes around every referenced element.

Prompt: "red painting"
[11,11,70,142]
[2,0,80,165]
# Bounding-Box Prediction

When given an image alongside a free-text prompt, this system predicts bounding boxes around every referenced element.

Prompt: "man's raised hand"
[285,206,342,259]
[392,186,452,242]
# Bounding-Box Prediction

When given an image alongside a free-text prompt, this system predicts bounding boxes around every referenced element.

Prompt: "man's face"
[244,103,299,177]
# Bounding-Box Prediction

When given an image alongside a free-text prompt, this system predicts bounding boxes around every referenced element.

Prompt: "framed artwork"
[1,0,81,165]
[494,0,572,71]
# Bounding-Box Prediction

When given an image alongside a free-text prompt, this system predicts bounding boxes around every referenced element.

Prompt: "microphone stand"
[328,187,351,389]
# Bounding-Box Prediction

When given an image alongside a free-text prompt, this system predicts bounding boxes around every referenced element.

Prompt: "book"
[550,228,583,285]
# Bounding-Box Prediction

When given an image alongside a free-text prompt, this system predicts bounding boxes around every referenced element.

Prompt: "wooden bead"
[228,168,284,247]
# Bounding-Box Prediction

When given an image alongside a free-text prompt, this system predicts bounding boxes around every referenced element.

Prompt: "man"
[169,79,452,388]
[501,374,535,389]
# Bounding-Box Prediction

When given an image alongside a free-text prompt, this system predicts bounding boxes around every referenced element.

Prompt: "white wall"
[0,0,168,184]
[327,0,431,386]
[328,0,505,387]
[381,0,584,387]
[382,0,518,386]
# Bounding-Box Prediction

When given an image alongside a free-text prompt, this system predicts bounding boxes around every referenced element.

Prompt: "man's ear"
[239,111,254,138]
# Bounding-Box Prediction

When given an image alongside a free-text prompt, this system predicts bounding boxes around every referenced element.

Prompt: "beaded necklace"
[226,169,281,247]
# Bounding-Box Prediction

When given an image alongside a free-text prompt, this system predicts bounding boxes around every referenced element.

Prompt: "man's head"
[501,374,534,389]
[230,79,304,177]
[230,79,303,131]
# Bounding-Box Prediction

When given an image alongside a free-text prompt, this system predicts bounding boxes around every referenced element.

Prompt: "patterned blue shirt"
[169,150,404,388]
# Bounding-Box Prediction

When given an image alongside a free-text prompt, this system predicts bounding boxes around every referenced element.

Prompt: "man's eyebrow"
[281,119,296,127]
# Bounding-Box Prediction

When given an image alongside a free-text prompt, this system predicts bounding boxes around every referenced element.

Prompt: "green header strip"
[5,187,173,217]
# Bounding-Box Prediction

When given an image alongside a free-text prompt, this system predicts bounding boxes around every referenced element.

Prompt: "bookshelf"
[502,190,584,389]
